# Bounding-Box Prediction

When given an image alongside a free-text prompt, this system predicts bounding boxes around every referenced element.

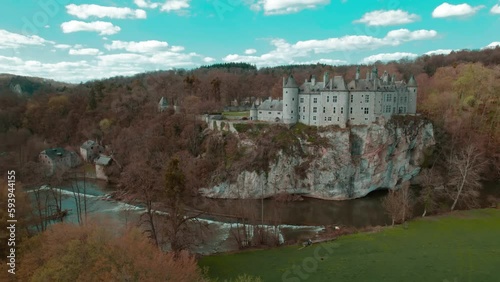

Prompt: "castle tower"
[372,66,378,81]
[407,75,418,114]
[250,103,258,121]
[282,74,299,124]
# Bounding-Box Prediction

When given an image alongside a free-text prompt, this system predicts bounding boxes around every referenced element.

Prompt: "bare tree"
[382,182,413,225]
[417,168,444,217]
[447,144,487,211]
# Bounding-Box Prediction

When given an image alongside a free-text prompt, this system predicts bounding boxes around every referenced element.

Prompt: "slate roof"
[284,75,298,88]
[95,155,112,166]
[258,99,283,111]
[41,148,69,160]
[407,75,417,87]
[81,140,96,150]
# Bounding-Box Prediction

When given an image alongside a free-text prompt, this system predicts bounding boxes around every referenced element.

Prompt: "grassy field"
[223,111,249,117]
[200,209,500,282]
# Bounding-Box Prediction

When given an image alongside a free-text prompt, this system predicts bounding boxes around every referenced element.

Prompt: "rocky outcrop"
[200,118,435,200]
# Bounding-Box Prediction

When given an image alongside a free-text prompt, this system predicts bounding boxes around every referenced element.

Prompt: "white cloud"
[354,10,420,26]
[134,0,190,13]
[0,29,51,49]
[104,40,169,53]
[223,29,437,67]
[249,0,330,15]
[203,57,216,63]
[134,0,159,9]
[432,2,484,18]
[245,49,257,54]
[66,4,147,19]
[170,46,185,52]
[483,42,500,49]
[61,21,121,36]
[69,48,102,56]
[491,4,500,14]
[54,44,72,49]
[161,0,190,12]
[361,52,418,64]
[425,49,453,56]
[295,58,347,65]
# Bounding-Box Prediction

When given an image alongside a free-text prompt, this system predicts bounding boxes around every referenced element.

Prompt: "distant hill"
[0,74,74,97]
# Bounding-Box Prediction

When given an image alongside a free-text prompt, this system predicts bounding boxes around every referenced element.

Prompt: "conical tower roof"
[284,75,298,88]
[408,75,417,87]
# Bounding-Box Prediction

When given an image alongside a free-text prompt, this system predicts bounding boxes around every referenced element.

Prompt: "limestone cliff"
[200,117,435,200]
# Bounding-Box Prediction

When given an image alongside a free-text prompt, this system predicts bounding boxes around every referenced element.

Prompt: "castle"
[250,66,418,128]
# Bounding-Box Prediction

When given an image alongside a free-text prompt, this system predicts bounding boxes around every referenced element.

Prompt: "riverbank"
[199,208,500,282]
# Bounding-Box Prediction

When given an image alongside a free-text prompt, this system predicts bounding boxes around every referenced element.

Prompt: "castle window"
[394,97,396,103]
[299,108,300,113]
[328,117,332,121]
[327,96,330,102]
[300,98,304,103]
[333,107,336,114]
[313,107,317,113]
[259,111,262,114]
[404,97,407,103]
[286,91,288,93]
[303,116,305,120]
[340,107,344,114]
[332,96,337,103]
[313,98,318,103]
[364,108,369,114]
[386,94,392,102]
[365,95,369,103]
[313,116,316,121]
[278,112,281,115]
[291,111,294,113]
[385,105,391,113]
[324,117,327,121]
[414,89,416,92]
[337,117,340,121]
[292,98,294,101]
[268,112,271,114]
[303,106,305,112]
[323,107,326,113]
[350,95,353,103]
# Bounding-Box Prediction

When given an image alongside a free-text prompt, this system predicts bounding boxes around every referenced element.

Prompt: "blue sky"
[0,0,499,82]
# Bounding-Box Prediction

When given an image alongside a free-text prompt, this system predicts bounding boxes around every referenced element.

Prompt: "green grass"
[200,209,500,282]
[223,111,249,117]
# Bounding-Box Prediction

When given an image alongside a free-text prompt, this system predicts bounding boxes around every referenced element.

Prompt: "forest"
[0,47,499,281]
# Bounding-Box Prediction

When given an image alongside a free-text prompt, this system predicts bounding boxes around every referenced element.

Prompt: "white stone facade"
[255,67,418,128]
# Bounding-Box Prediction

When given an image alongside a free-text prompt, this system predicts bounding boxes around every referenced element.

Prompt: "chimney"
[311,75,316,85]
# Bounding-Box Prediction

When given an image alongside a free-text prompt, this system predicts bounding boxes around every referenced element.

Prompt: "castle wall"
[254,73,417,128]
[258,109,282,122]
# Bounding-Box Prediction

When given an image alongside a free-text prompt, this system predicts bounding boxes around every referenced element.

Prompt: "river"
[27,179,499,254]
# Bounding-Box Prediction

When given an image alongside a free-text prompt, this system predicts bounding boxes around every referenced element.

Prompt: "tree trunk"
[422,208,427,217]
[451,173,467,211]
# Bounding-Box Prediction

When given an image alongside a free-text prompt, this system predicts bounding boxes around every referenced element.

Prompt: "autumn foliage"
[17,223,206,281]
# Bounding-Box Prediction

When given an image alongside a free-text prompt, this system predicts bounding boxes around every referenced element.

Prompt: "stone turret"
[407,75,418,114]
[250,103,258,120]
[282,75,299,124]
[372,66,378,81]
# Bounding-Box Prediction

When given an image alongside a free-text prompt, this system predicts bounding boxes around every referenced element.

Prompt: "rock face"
[200,119,435,200]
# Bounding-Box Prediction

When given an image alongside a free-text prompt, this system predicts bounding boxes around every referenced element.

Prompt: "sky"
[0,0,499,83]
